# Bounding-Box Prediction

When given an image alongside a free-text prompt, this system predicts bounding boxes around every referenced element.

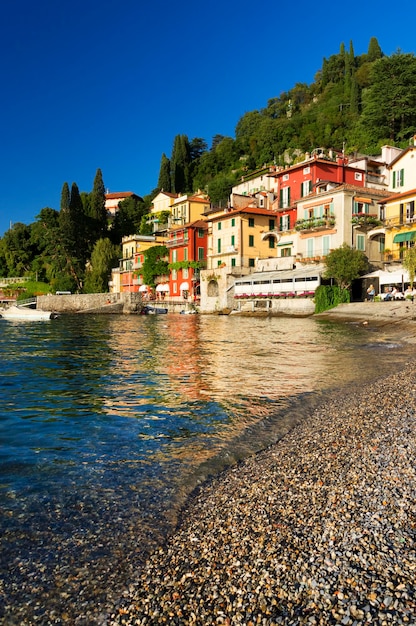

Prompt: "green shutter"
[393,171,396,188]
[287,187,291,206]
[279,189,283,208]
[400,169,404,186]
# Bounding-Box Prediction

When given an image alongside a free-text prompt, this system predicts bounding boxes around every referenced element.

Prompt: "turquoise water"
[0,313,412,623]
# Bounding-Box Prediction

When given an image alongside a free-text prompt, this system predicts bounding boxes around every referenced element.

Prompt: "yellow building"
[382,140,416,262]
[148,191,210,233]
[206,206,280,271]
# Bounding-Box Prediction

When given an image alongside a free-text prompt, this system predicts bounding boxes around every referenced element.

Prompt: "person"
[366,284,375,301]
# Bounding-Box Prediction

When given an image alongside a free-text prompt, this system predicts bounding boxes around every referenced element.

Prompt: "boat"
[140,305,168,315]
[0,305,58,321]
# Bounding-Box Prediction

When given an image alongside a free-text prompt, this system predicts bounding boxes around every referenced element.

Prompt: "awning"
[393,232,416,243]
[155,284,169,292]
[354,197,373,204]
[139,284,148,292]
[277,240,293,247]
[179,282,189,290]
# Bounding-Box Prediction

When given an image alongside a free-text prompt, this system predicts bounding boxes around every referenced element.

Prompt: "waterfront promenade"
[108,312,416,624]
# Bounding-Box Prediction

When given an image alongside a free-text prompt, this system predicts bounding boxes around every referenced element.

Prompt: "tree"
[90,168,107,240]
[1,222,35,276]
[402,247,416,288]
[60,182,70,210]
[157,153,171,192]
[141,245,169,287]
[84,238,120,293]
[170,134,191,193]
[324,243,369,290]
[59,182,87,290]
[362,52,416,142]
[367,37,383,62]
[31,207,62,282]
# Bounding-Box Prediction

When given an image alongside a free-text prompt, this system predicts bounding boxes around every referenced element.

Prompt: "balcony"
[166,234,188,248]
[295,216,335,232]
[351,213,382,228]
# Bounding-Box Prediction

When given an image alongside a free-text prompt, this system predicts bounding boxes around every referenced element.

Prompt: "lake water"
[0,313,413,624]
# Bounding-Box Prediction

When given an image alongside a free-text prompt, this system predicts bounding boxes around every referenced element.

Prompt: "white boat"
[0,306,57,321]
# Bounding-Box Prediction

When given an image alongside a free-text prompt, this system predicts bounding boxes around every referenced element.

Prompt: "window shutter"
[400,169,404,186]
[309,180,312,193]
[393,171,396,188]
[279,189,283,208]
[287,187,291,206]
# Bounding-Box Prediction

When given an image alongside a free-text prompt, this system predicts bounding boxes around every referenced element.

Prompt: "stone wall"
[37,292,141,314]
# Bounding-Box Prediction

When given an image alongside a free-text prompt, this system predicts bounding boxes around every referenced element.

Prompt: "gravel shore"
[109,363,416,625]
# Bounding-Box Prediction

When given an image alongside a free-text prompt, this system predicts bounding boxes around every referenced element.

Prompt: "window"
[269,218,275,230]
[353,201,369,214]
[303,166,310,175]
[354,172,363,181]
[231,235,235,247]
[307,238,314,258]
[182,268,189,279]
[406,201,415,222]
[173,283,178,294]
[279,214,290,231]
[249,258,255,267]
[280,187,291,208]
[183,248,188,261]
[283,174,289,182]
[217,239,221,253]
[217,260,223,267]
[198,247,204,260]
[322,235,330,256]
[171,269,177,280]
[172,250,177,262]
[198,228,204,237]
[301,180,312,197]
[231,218,235,227]
[269,238,275,249]
[249,234,254,247]
[218,222,222,230]
[248,217,255,227]
[281,247,291,257]
[393,168,404,189]
[231,258,236,267]
[356,234,365,251]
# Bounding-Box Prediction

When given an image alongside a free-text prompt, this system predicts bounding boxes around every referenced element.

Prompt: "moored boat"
[0,306,58,321]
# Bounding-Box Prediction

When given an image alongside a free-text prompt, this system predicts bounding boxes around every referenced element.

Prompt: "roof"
[210,206,279,221]
[296,184,392,204]
[105,191,140,200]
[380,187,416,204]
[388,145,416,168]
[235,265,326,283]
[169,219,208,232]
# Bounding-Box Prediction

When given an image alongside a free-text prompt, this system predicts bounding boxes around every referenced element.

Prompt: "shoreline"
[109,360,416,624]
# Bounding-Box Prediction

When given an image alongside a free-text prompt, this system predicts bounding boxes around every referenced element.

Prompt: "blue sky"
[1,0,415,237]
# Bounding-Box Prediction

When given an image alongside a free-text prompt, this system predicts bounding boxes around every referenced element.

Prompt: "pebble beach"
[109,361,416,625]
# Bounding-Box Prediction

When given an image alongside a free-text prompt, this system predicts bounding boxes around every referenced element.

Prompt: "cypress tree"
[157,153,171,192]
[367,37,383,62]
[170,134,191,194]
[90,168,107,239]
[60,182,70,211]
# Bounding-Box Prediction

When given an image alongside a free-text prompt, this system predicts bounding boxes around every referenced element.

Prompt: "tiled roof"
[380,188,416,203]
[105,192,138,200]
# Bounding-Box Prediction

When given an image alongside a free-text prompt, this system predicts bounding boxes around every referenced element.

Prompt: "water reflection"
[1,313,414,624]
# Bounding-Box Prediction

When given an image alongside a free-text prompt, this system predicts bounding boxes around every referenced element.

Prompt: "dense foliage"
[323,243,369,290]
[1,38,416,293]
[314,285,351,313]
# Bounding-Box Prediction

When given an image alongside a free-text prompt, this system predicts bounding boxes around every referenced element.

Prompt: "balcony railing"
[351,213,382,228]
[295,216,335,232]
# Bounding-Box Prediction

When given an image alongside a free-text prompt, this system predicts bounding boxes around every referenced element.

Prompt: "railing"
[295,216,336,232]
[351,213,382,227]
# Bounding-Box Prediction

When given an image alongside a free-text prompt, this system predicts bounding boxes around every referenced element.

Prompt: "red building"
[270,152,366,233]
[166,220,208,301]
